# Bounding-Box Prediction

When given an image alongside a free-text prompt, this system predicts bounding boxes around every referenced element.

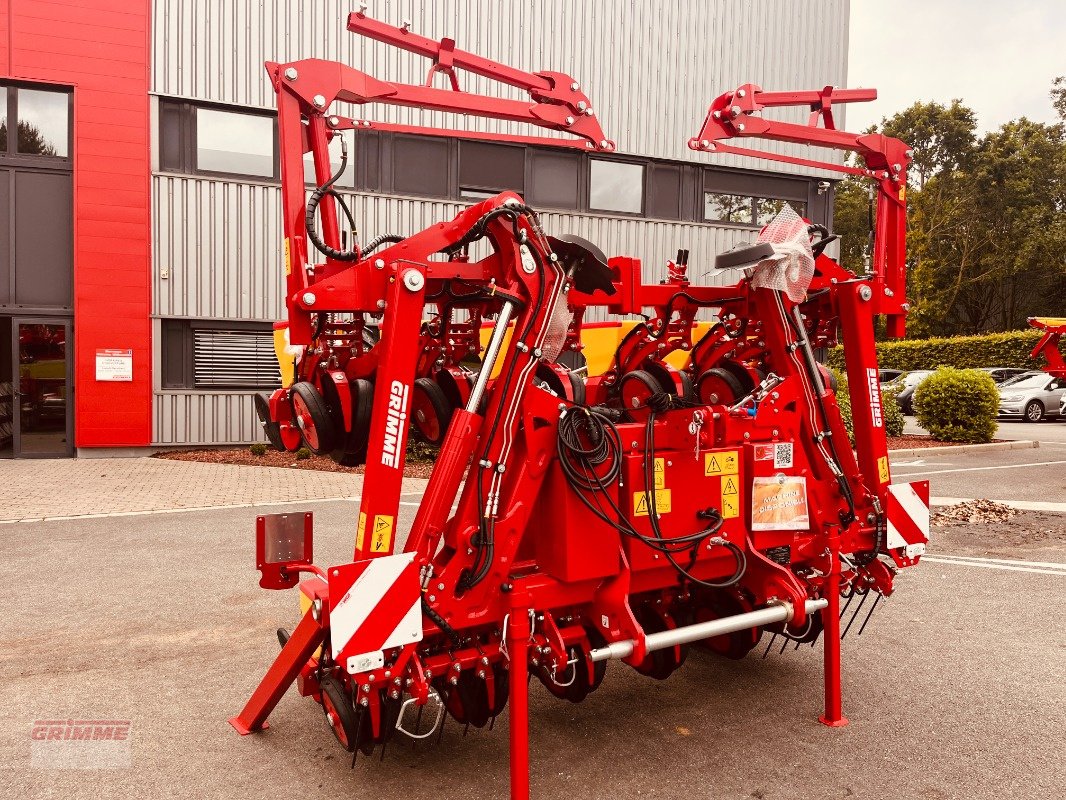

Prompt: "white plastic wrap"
[751,205,815,302]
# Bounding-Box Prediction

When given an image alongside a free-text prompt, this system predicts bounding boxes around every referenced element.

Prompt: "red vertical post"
[507,599,532,800]
[819,529,848,727]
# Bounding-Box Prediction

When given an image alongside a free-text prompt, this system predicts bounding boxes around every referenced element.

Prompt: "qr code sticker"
[773,442,794,469]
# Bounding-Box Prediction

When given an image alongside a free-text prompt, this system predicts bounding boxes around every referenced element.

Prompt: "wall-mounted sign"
[95,349,133,382]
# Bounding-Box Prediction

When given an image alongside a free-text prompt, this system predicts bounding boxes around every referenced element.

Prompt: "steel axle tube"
[588,598,829,663]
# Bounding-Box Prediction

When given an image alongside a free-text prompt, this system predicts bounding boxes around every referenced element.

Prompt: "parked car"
[1000,370,1043,387]
[887,370,933,415]
[997,372,1066,422]
[976,367,1031,384]
[879,368,906,383]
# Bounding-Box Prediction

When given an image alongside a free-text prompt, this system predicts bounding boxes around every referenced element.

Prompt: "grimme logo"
[381,380,410,468]
[30,719,132,769]
[867,368,883,428]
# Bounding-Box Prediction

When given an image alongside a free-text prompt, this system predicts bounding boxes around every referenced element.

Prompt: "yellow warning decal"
[877,455,890,484]
[899,184,907,203]
[705,450,739,477]
[721,476,739,496]
[633,489,672,517]
[721,494,740,519]
[653,457,666,489]
[283,237,292,276]
[356,512,368,551]
[371,514,395,553]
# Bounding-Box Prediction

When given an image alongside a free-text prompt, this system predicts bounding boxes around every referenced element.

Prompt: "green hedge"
[913,367,999,443]
[826,329,1059,372]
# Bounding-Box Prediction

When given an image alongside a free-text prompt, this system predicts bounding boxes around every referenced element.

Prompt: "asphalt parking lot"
[2,450,1064,799]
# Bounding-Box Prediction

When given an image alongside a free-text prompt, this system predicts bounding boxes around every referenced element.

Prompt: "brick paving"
[0,457,427,522]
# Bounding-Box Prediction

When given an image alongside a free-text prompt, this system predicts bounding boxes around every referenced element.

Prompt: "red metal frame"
[1028,317,1066,378]
[233,15,927,800]
[689,84,912,337]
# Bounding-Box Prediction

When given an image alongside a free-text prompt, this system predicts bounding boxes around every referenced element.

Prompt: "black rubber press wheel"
[411,377,453,446]
[319,676,358,752]
[290,381,337,455]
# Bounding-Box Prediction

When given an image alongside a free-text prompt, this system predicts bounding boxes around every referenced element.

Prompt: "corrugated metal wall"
[150,0,850,168]
[149,0,851,445]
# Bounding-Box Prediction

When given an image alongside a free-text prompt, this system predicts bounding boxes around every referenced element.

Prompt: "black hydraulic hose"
[305,138,361,262]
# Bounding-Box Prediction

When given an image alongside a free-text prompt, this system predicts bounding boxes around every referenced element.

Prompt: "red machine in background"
[1028,317,1066,378]
[235,13,929,799]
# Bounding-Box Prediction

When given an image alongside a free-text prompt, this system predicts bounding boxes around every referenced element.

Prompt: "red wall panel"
[3,0,152,448]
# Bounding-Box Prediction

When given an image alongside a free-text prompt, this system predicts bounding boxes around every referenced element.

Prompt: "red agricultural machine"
[1028,317,1066,379]
[233,13,929,798]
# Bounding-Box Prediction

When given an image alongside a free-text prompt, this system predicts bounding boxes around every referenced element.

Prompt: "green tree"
[1052,76,1066,121]
[879,99,977,190]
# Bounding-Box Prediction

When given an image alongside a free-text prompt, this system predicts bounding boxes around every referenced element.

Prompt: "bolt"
[738,89,746,98]
[329,115,340,126]
[712,111,721,120]
[361,684,370,692]
[373,258,385,270]
[313,94,326,108]
[477,670,486,679]
[389,689,400,699]
[570,82,579,91]
[436,582,445,591]
[743,432,751,440]
[731,105,741,117]
[359,697,369,707]
[737,123,746,132]
[893,163,902,172]
[376,299,386,309]
[701,139,711,148]
[302,291,316,306]
[403,270,425,291]
[577,101,587,111]
[283,67,298,81]
[585,108,594,116]
[885,287,894,297]
[600,139,610,149]
[858,285,873,302]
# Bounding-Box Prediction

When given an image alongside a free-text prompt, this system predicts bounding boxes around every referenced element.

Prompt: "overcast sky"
[846,0,1063,134]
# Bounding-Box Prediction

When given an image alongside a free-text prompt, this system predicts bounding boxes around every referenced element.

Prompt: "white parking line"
[900,459,1066,477]
[927,553,1066,570]
[922,555,1066,576]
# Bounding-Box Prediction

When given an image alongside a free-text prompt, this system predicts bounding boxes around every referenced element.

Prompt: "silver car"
[997,373,1066,422]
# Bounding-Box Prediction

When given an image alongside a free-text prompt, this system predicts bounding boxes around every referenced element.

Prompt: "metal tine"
[436,697,448,746]
[489,715,496,731]
[839,590,856,620]
[794,637,803,651]
[857,593,882,636]
[762,632,778,659]
[842,591,869,639]
[411,705,424,749]
[779,635,790,655]
[463,722,470,737]
[351,706,363,768]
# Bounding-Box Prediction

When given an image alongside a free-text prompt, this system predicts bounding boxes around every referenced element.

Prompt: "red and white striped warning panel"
[328,551,423,675]
[886,480,929,560]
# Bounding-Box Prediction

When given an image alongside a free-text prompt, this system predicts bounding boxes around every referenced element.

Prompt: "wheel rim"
[412,390,442,442]
[321,689,350,749]
[1027,403,1042,421]
[291,392,320,450]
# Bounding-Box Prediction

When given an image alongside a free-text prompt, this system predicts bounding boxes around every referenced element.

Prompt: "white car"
[997,373,1066,422]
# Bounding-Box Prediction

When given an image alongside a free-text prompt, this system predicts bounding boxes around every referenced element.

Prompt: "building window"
[195,107,275,177]
[528,148,581,209]
[0,83,72,160]
[159,99,277,179]
[756,197,806,225]
[646,163,681,220]
[705,192,755,225]
[589,159,644,214]
[459,140,524,200]
[392,135,450,197]
[161,320,280,390]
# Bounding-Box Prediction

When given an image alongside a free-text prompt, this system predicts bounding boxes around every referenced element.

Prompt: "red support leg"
[507,602,532,800]
[230,607,326,735]
[819,535,848,728]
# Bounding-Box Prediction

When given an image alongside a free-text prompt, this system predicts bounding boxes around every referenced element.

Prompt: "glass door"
[13,318,72,457]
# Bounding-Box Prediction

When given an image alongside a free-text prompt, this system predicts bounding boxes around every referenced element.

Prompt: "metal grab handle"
[394,690,445,740]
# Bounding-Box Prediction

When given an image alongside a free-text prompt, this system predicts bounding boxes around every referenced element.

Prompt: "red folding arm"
[688,84,912,337]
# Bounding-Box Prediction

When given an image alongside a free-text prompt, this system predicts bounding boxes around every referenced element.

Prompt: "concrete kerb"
[888,439,1040,458]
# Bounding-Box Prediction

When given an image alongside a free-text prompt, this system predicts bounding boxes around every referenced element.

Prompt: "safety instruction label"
[371,515,395,553]
[705,450,739,477]
[878,455,890,484]
[633,489,672,517]
[721,494,740,519]
[653,457,666,489]
[283,237,292,276]
[721,476,740,497]
[751,476,810,531]
[356,512,368,551]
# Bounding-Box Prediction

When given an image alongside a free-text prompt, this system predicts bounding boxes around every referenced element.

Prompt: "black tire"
[319,676,358,752]
[290,381,337,455]
[619,369,663,421]
[1024,400,1044,423]
[331,378,374,466]
[718,359,756,396]
[697,367,746,405]
[253,393,286,451]
[644,361,693,402]
[411,377,453,446]
[435,368,471,412]
[566,370,587,406]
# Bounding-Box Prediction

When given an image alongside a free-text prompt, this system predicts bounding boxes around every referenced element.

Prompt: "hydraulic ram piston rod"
[588,599,829,663]
[467,300,515,412]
